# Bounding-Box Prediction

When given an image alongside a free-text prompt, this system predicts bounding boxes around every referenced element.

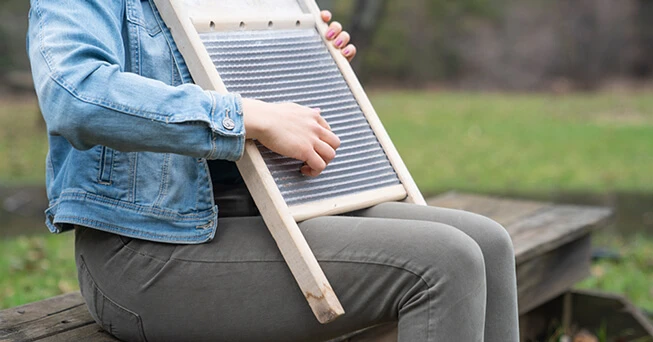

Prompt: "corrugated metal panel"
[200,29,401,206]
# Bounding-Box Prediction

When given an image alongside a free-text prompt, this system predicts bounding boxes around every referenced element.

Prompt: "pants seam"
[121,243,173,263]
[168,257,433,286]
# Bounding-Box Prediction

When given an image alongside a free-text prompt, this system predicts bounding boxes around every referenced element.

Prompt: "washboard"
[153,0,426,323]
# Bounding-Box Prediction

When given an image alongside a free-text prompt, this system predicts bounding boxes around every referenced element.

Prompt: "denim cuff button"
[222,117,236,130]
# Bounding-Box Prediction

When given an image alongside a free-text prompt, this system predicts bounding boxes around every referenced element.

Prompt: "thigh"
[76,213,484,342]
[351,201,515,261]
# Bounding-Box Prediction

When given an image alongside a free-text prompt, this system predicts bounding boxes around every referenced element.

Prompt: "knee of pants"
[407,223,487,295]
[467,214,515,262]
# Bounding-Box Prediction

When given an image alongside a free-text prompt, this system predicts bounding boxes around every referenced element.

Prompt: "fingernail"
[326,30,335,39]
[343,48,351,55]
[335,39,342,47]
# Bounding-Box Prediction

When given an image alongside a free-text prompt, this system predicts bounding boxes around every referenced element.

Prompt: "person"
[26,0,519,341]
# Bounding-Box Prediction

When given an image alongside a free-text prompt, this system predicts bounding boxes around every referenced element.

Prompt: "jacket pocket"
[125,0,177,84]
[97,146,114,185]
[78,256,148,342]
[126,0,162,36]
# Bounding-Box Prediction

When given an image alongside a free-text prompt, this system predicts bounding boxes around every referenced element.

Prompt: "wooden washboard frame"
[152,0,426,323]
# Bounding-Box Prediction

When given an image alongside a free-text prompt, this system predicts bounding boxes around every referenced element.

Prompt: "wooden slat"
[516,234,592,314]
[427,192,550,227]
[0,292,84,328]
[0,302,94,342]
[509,205,611,263]
[238,142,344,323]
[289,185,406,222]
[36,324,118,342]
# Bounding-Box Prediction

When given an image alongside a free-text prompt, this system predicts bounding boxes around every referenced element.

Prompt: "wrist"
[242,98,266,140]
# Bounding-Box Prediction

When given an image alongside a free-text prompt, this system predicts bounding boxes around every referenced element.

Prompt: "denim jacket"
[27,0,246,243]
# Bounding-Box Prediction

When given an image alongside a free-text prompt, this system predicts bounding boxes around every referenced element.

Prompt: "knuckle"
[327,148,336,161]
[300,147,312,161]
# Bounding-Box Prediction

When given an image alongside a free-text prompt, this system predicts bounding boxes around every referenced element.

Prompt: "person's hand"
[242,99,340,177]
[320,10,357,62]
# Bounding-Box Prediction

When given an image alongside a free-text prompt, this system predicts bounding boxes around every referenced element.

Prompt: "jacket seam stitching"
[153,153,170,207]
[207,92,218,159]
[65,217,213,242]
[58,191,214,219]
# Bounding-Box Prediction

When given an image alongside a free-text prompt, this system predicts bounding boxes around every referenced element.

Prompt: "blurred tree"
[347,0,388,70]
[0,0,31,92]
[358,0,498,85]
[635,0,653,78]
[316,0,334,10]
[0,0,648,91]
[316,0,388,72]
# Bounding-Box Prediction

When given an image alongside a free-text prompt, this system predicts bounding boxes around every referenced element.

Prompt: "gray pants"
[75,202,519,342]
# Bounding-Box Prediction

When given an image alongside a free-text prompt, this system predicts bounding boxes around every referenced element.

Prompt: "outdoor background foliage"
[4,0,653,90]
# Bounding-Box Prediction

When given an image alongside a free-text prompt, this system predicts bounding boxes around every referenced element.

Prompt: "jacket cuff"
[205,91,246,161]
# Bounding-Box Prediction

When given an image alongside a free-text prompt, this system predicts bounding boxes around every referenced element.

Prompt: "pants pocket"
[77,256,148,342]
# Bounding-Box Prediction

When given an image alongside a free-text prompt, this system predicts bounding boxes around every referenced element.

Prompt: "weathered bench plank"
[0,296,95,342]
[427,192,550,227]
[508,205,610,263]
[0,292,85,328]
[516,235,592,314]
[36,323,117,342]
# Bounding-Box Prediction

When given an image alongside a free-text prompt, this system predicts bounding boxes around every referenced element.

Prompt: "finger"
[314,140,336,165]
[320,128,341,150]
[320,10,332,23]
[325,21,342,41]
[314,110,331,130]
[342,44,357,61]
[333,31,350,49]
[300,164,313,177]
[304,151,327,177]
[300,164,322,177]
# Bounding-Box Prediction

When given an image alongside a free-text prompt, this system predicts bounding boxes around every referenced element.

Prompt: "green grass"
[1,91,652,314]
[0,98,47,185]
[577,233,653,313]
[0,232,77,309]
[371,91,653,195]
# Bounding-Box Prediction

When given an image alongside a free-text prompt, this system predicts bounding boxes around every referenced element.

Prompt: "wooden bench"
[0,192,612,342]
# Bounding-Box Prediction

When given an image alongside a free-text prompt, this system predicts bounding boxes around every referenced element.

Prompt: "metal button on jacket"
[222,117,236,130]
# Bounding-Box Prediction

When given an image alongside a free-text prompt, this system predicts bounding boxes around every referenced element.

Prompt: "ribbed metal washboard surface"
[200,29,401,206]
